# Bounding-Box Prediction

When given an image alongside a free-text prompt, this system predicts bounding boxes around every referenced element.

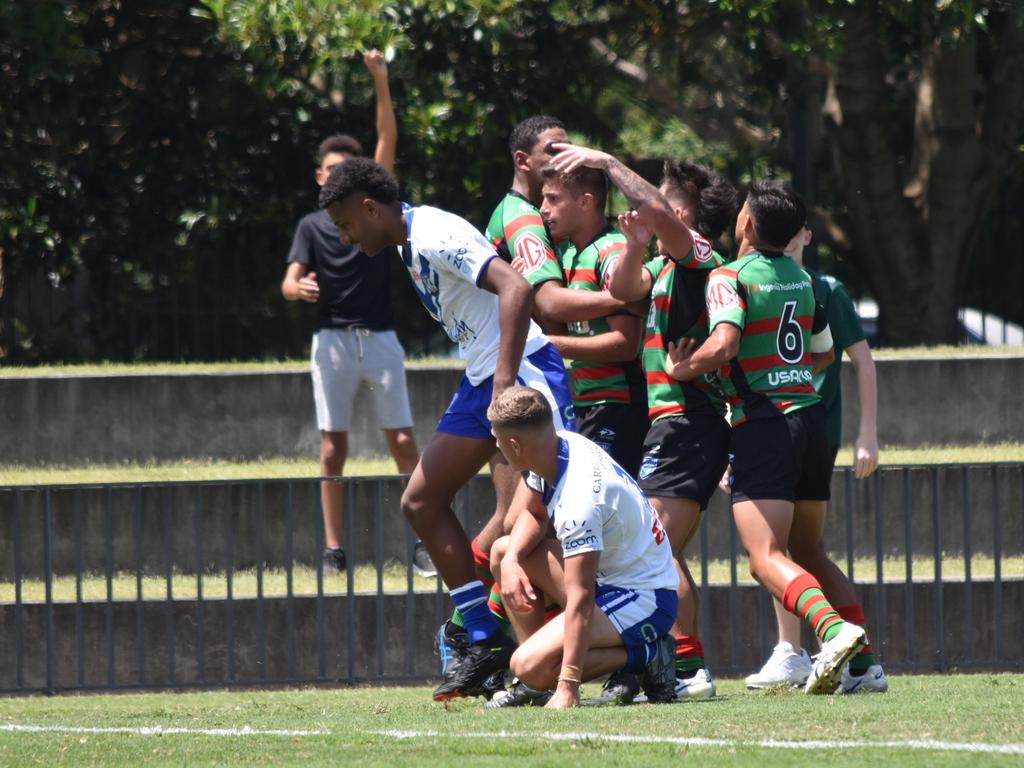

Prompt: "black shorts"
[730,403,831,503]
[575,400,650,479]
[636,409,731,509]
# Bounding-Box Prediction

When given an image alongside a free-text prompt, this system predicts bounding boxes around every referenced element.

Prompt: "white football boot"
[839,663,889,694]
[675,667,716,700]
[745,642,813,689]
[804,623,866,695]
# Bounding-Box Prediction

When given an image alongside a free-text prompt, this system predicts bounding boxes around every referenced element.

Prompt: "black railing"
[0,463,1021,694]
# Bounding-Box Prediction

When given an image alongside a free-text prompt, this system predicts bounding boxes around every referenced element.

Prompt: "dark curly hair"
[745,181,806,250]
[316,134,363,164]
[509,115,565,156]
[318,157,399,209]
[661,161,738,240]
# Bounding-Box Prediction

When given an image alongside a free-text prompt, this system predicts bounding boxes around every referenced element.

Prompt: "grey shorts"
[310,328,414,432]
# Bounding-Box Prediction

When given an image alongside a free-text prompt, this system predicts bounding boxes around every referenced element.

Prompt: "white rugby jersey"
[526,431,679,591]
[398,204,547,385]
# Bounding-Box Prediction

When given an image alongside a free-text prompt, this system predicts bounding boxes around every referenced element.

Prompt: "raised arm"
[550,143,694,262]
[364,50,397,174]
[606,210,654,302]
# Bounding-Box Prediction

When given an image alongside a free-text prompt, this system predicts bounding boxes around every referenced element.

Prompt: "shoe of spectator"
[322,547,346,573]
[412,541,438,577]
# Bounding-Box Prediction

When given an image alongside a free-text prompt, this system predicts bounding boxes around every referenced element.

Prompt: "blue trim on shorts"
[520,342,576,432]
[596,585,677,674]
[436,343,576,439]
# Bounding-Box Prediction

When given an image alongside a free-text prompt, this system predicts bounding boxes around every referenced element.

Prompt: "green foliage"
[1,0,1021,360]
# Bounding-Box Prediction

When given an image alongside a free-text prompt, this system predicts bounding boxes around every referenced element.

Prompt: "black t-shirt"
[287,209,395,331]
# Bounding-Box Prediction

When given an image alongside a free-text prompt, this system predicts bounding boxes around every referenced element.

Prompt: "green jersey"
[560,226,645,408]
[485,191,563,287]
[641,229,727,422]
[706,250,828,426]
[809,270,865,450]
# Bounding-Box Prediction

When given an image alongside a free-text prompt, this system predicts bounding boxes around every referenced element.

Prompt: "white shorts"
[310,328,414,432]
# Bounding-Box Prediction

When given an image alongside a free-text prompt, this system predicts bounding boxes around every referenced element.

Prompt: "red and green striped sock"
[782,573,845,643]
[838,603,876,673]
[674,634,705,675]
[471,536,497,591]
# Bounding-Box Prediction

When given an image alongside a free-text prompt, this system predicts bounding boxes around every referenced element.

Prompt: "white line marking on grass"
[0,724,327,738]
[374,729,1024,756]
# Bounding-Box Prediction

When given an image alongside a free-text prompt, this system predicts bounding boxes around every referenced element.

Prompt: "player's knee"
[747,551,771,583]
[490,535,510,575]
[510,648,556,690]
[399,489,421,527]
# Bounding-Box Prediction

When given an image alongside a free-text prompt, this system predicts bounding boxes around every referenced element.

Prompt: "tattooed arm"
[549,143,694,261]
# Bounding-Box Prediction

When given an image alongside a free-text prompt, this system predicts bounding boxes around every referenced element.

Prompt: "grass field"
[2,554,1020,604]
[1,442,1022,486]
[0,677,1021,766]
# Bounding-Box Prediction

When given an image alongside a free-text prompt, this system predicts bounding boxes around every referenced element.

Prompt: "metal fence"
[1,463,1021,695]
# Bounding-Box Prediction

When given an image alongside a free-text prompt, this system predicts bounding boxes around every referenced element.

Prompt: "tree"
[824,0,1024,345]
[587,0,1024,344]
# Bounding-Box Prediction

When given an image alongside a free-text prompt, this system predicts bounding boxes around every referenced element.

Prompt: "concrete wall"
[3,464,1021,579]
[1,355,1021,467]
[838,355,1024,446]
[1,579,1019,692]
[0,367,463,466]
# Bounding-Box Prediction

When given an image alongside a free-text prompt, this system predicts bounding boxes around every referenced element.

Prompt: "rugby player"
[487,116,631,331]
[551,144,737,701]
[436,116,633,689]
[664,181,866,695]
[538,164,648,477]
[488,386,679,709]
[318,158,575,701]
[744,226,887,693]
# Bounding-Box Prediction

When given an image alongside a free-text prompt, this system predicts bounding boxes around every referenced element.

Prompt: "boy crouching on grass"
[487,386,679,709]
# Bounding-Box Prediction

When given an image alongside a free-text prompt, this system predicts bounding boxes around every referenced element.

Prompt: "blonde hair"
[486,386,553,430]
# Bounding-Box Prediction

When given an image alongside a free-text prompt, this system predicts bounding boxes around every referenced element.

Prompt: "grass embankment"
[3,554,1019,604]
[1,443,1021,486]
[0,356,465,377]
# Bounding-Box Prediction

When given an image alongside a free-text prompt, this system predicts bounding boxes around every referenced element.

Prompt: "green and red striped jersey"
[560,227,645,408]
[706,250,827,426]
[642,229,727,422]
[485,191,563,287]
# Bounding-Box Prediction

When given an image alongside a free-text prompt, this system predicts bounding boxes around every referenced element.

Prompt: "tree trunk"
[828,0,1024,346]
